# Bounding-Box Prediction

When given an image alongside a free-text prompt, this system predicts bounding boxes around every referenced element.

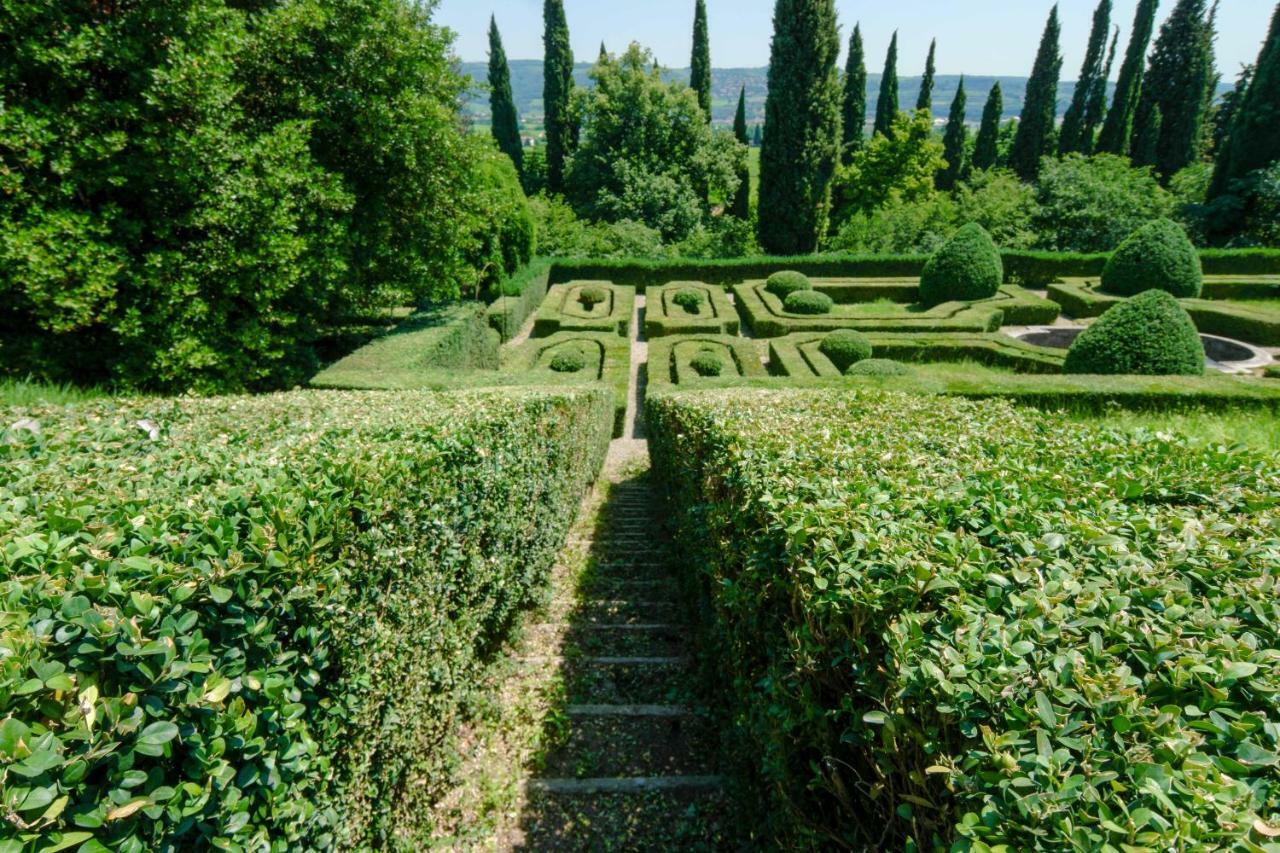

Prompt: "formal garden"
[4,0,1280,849]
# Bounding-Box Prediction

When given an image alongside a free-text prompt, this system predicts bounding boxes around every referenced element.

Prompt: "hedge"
[0,388,612,850]
[644,283,740,338]
[1064,291,1206,377]
[918,223,1003,307]
[647,336,767,389]
[311,303,498,390]
[1047,281,1280,346]
[734,284,1059,338]
[532,283,635,338]
[505,332,631,437]
[484,260,554,342]
[648,389,1280,849]
[768,333,1065,378]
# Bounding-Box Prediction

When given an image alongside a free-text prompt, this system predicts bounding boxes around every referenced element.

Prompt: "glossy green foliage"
[1102,219,1204,298]
[1065,290,1206,375]
[919,224,1004,307]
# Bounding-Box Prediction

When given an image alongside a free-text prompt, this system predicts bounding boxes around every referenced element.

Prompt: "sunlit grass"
[0,378,111,407]
[1066,407,1280,453]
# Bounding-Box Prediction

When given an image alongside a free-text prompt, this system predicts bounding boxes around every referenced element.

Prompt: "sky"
[434,0,1274,80]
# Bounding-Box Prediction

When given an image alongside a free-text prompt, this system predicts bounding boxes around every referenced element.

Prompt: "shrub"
[918,223,1004,308]
[0,389,612,849]
[1033,153,1174,252]
[648,389,1280,849]
[783,290,834,315]
[1064,290,1205,375]
[578,285,610,307]
[549,347,589,373]
[673,288,707,314]
[1100,219,1204,298]
[818,330,873,371]
[766,271,813,299]
[846,358,910,376]
[690,349,725,377]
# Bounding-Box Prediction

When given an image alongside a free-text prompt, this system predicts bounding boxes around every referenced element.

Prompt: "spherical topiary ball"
[766,271,813,299]
[784,290,834,315]
[1100,218,1203,299]
[918,223,1004,308]
[818,330,873,372]
[689,349,724,377]
[578,285,610,307]
[672,288,706,314]
[1063,290,1205,376]
[846,358,911,377]
[549,348,588,373]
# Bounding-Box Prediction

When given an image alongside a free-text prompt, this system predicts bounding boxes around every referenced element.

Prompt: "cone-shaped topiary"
[766,271,813,299]
[819,330,873,371]
[1100,219,1203,298]
[847,358,911,377]
[918,223,1004,308]
[784,290,834,315]
[690,349,724,376]
[1064,290,1205,376]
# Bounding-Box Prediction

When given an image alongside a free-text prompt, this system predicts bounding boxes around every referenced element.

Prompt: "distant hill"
[458,60,1096,135]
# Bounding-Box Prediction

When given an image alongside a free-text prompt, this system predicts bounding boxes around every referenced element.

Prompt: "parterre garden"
[5,222,1280,849]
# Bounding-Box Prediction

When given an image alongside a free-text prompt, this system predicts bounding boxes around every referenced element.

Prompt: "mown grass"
[1067,406,1280,452]
[0,378,111,406]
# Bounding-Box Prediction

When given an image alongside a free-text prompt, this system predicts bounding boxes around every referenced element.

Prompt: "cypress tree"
[1097,0,1160,155]
[691,0,712,120]
[1084,26,1121,148]
[757,0,842,254]
[841,23,868,162]
[732,86,751,219]
[488,16,523,173]
[1133,0,1214,177]
[938,77,968,190]
[1059,0,1112,155]
[1211,64,1252,155]
[1211,3,1280,197]
[917,38,937,112]
[753,124,763,146]
[543,0,573,193]
[874,32,900,138]
[599,42,608,62]
[973,81,1003,170]
[1010,5,1062,180]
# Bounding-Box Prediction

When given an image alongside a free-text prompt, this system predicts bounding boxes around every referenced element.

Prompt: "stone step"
[567,704,692,718]
[526,775,724,795]
[561,625,685,658]
[517,655,686,666]
[517,783,732,849]
[541,715,717,778]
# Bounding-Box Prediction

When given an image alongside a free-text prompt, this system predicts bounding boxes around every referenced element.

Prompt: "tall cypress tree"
[1211,3,1280,197]
[938,77,968,189]
[758,0,842,254]
[973,82,1004,170]
[917,38,937,112]
[1010,5,1062,180]
[1084,26,1121,148]
[1211,64,1253,155]
[873,32,900,138]
[488,16,523,173]
[691,0,712,120]
[1133,0,1214,177]
[732,86,751,218]
[841,23,867,162]
[543,0,573,193]
[1097,0,1160,155]
[1059,0,1112,155]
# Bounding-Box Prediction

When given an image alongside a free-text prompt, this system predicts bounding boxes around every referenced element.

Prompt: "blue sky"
[434,0,1274,80]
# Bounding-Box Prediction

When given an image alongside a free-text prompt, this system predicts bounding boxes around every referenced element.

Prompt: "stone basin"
[1010,326,1275,375]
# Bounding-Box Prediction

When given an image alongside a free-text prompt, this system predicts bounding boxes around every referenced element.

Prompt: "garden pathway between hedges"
[428,296,732,850]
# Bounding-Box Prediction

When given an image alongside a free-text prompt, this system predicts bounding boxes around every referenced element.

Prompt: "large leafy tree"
[488,15,523,173]
[1211,3,1280,197]
[917,39,937,113]
[543,0,574,192]
[691,0,712,120]
[757,0,842,254]
[938,78,968,190]
[1059,0,1112,155]
[972,82,1004,170]
[841,23,868,163]
[1097,0,1160,155]
[732,87,752,218]
[831,111,946,223]
[1133,0,1215,178]
[874,32,900,138]
[1009,5,1062,180]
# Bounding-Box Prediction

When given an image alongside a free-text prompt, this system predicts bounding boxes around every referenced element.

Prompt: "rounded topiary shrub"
[1063,290,1205,376]
[818,330,873,372]
[846,358,911,377]
[918,223,1004,308]
[673,288,706,314]
[766,271,812,299]
[690,349,724,377]
[1100,218,1203,299]
[784,290,834,315]
[578,285,609,307]
[549,348,588,373]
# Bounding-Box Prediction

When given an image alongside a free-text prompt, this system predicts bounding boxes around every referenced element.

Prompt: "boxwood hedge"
[648,389,1280,850]
[1101,219,1203,299]
[0,389,612,850]
[918,224,1004,308]
[1065,291,1206,376]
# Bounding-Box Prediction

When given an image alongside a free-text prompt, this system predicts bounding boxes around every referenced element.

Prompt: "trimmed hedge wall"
[648,389,1280,849]
[647,336,767,389]
[0,388,612,850]
[506,331,632,436]
[768,333,1065,378]
[1048,281,1280,346]
[645,283,740,338]
[311,303,498,390]
[484,260,553,342]
[532,283,635,338]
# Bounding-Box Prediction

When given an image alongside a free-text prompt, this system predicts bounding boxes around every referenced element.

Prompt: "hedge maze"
[769,332,1066,378]
[533,281,636,337]
[644,282,739,337]
[507,332,631,435]
[648,335,766,388]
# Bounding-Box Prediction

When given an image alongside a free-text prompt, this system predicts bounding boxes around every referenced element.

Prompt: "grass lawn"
[1068,407,1280,452]
[0,378,110,406]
